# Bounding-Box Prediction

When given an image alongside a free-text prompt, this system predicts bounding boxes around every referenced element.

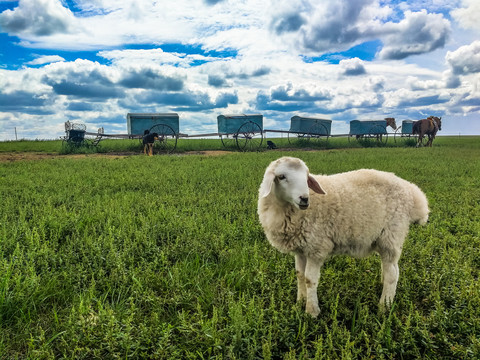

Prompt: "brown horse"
[412,116,442,147]
[385,117,397,130]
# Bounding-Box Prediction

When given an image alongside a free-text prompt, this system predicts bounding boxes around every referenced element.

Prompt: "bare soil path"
[0,150,234,162]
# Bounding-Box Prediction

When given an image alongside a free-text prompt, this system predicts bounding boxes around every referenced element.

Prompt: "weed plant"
[0,138,479,358]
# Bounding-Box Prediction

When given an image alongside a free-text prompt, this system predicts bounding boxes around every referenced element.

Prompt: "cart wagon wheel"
[287,131,303,144]
[394,126,402,143]
[235,121,263,151]
[149,124,177,154]
[367,125,388,144]
[287,131,296,144]
[305,122,329,146]
[220,134,237,149]
[68,135,88,148]
[62,135,90,152]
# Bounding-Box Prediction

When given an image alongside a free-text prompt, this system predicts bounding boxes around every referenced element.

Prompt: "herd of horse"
[412,116,442,147]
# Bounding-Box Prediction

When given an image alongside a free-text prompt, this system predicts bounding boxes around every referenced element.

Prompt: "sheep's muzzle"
[299,197,309,210]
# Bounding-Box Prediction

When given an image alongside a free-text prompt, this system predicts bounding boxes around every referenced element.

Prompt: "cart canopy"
[401,120,415,134]
[127,113,179,135]
[349,120,388,135]
[290,116,332,135]
[217,114,263,135]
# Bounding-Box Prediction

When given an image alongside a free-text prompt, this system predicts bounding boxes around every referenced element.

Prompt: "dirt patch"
[0,150,235,162]
[182,150,233,156]
[0,152,134,162]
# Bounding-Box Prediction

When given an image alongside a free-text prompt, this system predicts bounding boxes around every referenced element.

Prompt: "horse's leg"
[416,134,422,147]
[427,134,432,147]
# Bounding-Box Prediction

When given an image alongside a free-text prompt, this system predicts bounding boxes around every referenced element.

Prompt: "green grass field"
[1,137,479,359]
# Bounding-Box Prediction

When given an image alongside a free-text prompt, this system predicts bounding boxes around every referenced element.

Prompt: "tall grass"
[0,138,479,359]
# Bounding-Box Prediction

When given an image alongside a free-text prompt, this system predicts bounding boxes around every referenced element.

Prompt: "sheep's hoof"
[297,294,306,303]
[378,299,393,313]
[305,304,320,318]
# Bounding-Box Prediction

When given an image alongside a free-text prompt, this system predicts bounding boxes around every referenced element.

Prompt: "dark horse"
[412,116,442,147]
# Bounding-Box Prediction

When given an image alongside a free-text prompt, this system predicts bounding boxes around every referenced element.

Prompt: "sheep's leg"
[379,259,399,310]
[304,258,322,317]
[295,253,307,302]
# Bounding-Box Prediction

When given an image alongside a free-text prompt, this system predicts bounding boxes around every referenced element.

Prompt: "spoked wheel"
[366,125,388,145]
[394,126,402,143]
[220,134,237,149]
[287,131,296,144]
[63,136,90,151]
[288,132,307,145]
[305,122,329,146]
[69,135,86,147]
[149,124,177,154]
[235,121,263,151]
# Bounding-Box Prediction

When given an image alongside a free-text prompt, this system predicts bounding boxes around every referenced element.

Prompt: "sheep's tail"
[409,183,429,225]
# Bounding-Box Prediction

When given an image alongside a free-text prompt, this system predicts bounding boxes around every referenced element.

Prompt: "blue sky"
[0,0,479,140]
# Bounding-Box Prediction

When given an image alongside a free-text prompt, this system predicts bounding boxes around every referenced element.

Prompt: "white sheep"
[257,157,429,317]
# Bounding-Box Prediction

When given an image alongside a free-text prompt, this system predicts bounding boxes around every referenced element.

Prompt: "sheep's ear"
[308,175,326,195]
[259,172,276,198]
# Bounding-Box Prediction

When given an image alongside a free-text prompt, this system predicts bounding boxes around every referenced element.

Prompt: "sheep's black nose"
[299,196,309,210]
[299,196,309,205]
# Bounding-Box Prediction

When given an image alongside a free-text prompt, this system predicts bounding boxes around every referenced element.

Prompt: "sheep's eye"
[277,174,286,180]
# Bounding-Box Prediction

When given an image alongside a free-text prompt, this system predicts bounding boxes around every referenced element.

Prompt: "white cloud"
[0,0,77,36]
[340,58,367,76]
[378,10,451,60]
[451,0,480,31]
[270,1,451,60]
[446,40,480,75]
[26,55,65,66]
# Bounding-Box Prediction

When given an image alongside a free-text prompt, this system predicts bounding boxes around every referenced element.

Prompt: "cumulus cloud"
[299,0,378,53]
[255,83,332,112]
[224,65,272,79]
[443,71,462,89]
[41,60,126,100]
[271,12,306,35]
[384,89,449,109]
[340,58,366,76]
[67,102,98,112]
[208,75,228,87]
[270,83,332,102]
[134,89,238,111]
[0,90,54,114]
[446,41,480,75]
[269,1,451,60]
[378,10,451,60]
[397,94,449,108]
[406,76,443,91]
[118,68,184,91]
[214,91,239,108]
[451,0,480,31]
[49,81,125,100]
[0,90,46,107]
[0,0,76,36]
